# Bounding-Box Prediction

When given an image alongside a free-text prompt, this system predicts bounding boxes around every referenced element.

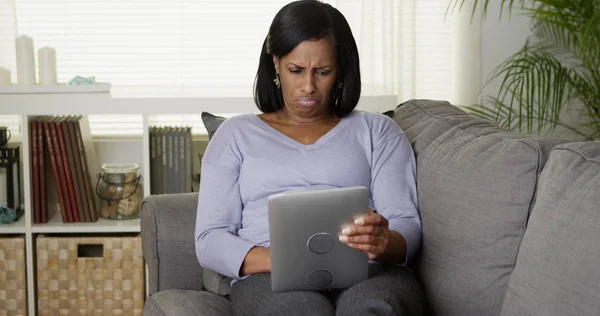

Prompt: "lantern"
[0,145,22,212]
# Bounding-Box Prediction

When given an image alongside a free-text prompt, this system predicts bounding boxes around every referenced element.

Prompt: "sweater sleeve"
[195,122,255,279]
[371,131,421,266]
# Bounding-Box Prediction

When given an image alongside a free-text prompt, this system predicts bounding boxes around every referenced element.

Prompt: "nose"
[302,73,316,95]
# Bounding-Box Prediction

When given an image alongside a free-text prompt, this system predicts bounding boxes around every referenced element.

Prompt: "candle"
[15,35,36,85]
[0,67,10,85]
[38,47,57,85]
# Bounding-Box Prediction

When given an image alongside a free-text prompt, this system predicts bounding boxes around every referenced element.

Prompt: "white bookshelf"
[0,87,397,315]
[0,91,159,316]
[0,82,112,94]
[31,212,141,233]
[0,214,26,234]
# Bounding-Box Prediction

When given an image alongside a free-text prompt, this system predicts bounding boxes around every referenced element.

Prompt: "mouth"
[296,98,320,107]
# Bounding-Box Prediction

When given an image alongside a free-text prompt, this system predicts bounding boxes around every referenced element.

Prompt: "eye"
[316,70,331,76]
[288,68,302,74]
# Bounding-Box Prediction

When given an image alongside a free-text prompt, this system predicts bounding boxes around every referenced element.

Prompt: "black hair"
[253,0,361,117]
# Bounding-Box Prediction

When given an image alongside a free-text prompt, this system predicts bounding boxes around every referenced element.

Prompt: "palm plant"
[450,0,600,140]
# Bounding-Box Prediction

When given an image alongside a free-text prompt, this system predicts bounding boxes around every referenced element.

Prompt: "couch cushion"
[391,99,564,316]
[501,141,600,316]
[144,289,232,316]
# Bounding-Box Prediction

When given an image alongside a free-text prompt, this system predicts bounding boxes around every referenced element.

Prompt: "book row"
[149,126,194,195]
[29,116,98,223]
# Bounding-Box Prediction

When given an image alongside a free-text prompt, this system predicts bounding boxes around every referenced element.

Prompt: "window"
[0,0,479,136]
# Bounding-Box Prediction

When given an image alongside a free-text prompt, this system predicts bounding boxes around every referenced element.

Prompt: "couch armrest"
[141,193,203,296]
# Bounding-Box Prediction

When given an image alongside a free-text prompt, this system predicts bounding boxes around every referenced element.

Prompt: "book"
[156,127,164,194]
[161,127,168,194]
[55,117,79,222]
[67,117,90,222]
[184,127,192,193]
[179,127,187,193]
[30,120,40,223]
[150,127,157,195]
[47,117,72,223]
[62,117,85,222]
[77,115,100,221]
[37,119,46,223]
[74,118,98,222]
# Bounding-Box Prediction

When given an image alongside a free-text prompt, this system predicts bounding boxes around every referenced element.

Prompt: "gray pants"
[229,263,428,316]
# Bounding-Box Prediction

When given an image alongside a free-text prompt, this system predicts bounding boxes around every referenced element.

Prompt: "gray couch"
[141,99,600,316]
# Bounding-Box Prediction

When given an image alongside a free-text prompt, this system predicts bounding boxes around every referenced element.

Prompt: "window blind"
[0,0,475,137]
[89,113,239,138]
[9,0,312,96]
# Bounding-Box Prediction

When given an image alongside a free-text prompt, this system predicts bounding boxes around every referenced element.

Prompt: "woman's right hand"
[240,246,271,276]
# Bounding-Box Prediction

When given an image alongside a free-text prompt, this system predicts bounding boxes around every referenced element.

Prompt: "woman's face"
[273,38,338,119]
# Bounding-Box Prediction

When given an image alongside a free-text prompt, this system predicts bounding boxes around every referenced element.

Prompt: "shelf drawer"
[0,236,27,316]
[36,234,144,316]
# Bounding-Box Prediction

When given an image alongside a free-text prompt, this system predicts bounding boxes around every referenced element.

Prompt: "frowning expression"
[273,38,338,118]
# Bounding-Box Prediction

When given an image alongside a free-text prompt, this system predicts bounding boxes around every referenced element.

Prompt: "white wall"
[478,5,589,141]
[479,4,532,104]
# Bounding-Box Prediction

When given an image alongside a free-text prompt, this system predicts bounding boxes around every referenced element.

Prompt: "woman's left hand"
[338,208,390,260]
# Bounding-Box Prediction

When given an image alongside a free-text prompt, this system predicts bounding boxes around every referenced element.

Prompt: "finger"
[340,224,382,236]
[352,208,373,222]
[346,242,381,255]
[354,213,388,227]
[346,242,385,260]
[339,234,380,245]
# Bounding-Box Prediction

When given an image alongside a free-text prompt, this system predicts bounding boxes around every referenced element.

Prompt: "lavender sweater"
[195,111,421,280]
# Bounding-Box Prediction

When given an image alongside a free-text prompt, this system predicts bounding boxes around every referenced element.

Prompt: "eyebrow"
[287,63,333,69]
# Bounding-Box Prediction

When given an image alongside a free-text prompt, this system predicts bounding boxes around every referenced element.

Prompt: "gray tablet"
[268,186,370,292]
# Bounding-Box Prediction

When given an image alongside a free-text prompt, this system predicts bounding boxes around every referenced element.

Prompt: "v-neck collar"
[252,112,351,150]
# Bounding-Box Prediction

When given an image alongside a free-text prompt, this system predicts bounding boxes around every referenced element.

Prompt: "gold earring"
[274,75,281,89]
[337,81,343,89]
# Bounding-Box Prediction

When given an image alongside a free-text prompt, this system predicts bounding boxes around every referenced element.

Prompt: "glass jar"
[96,163,143,220]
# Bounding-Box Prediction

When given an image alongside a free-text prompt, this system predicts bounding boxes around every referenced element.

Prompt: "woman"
[196,1,426,315]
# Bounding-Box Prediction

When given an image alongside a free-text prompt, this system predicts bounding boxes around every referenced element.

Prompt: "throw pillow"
[201,112,227,140]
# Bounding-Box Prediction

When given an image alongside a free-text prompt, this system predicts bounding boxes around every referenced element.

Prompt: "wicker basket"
[0,236,27,316]
[36,235,145,316]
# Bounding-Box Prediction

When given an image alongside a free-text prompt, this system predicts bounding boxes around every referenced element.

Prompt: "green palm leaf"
[449,0,600,140]
[464,96,593,139]
[446,0,526,21]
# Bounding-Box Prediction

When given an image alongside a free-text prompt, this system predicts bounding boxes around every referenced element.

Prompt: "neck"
[278,107,336,126]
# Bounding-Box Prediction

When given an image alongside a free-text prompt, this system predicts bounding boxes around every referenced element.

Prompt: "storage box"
[0,236,27,316]
[36,235,144,316]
